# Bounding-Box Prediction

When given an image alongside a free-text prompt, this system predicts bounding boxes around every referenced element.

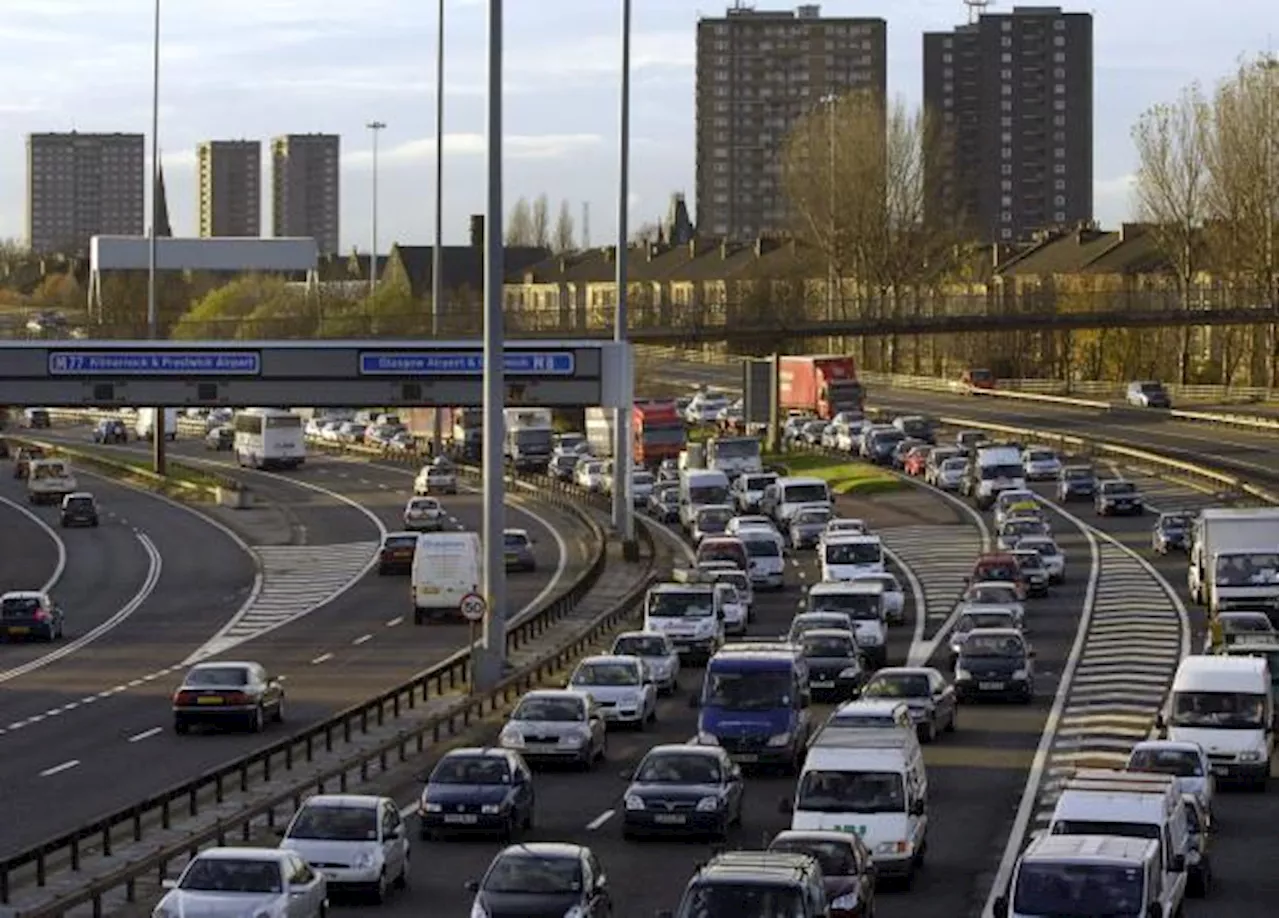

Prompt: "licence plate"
[653,814,686,825]
[444,813,478,824]
[732,754,759,763]
[1211,765,1228,776]
[979,681,1004,690]
[811,680,835,689]
[420,586,440,594]
[196,696,224,705]
[7,626,29,635]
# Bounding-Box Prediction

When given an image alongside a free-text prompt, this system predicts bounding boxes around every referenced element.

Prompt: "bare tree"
[630,222,662,244]
[530,194,550,248]
[1130,85,1211,383]
[505,197,535,246]
[553,199,576,252]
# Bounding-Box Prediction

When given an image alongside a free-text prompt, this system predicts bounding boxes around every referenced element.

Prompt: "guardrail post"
[263,755,272,783]
[240,761,249,793]
[162,799,171,829]
[92,892,103,918]
[1,866,8,903]
[215,773,223,803]
[189,787,198,817]
[133,812,143,841]
[285,744,293,771]
[102,825,112,857]
[37,852,45,887]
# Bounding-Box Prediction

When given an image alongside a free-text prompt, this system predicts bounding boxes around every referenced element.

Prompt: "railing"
[0,454,636,918]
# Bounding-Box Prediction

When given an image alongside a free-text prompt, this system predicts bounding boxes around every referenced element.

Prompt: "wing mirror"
[909,798,926,816]
[161,879,178,891]
[464,880,480,893]
[991,895,1009,918]
[1170,854,1186,873]
[777,796,794,815]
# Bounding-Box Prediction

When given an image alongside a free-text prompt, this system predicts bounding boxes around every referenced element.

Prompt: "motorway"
[0,429,588,856]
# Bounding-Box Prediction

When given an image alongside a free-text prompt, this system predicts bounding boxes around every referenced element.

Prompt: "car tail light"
[224,692,251,705]
[34,609,51,623]
[174,690,196,705]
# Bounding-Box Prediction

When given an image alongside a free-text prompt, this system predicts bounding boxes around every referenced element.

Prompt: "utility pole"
[366,120,386,297]
[431,0,447,457]
[611,0,637,558]
[148,0,166,475]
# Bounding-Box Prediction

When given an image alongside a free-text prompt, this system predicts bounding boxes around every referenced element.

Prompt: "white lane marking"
[39,759,80,777]
[982,502,1111,918]
[586,809,615,830]
[311,653,334,665]
[0,532,163,684]
[352,633,373,646]
[127,726,163,743]
[386,617,403,627]
[884,544,927,661]
[0,494,68,592]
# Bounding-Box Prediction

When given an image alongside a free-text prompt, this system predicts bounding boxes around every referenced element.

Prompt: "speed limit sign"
[460,592,488,622]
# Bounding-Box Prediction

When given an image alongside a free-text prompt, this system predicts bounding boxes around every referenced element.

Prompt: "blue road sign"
[47,351,261,376]
[359,351,576,376]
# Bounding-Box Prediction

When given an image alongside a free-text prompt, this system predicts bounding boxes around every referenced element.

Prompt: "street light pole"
[823,94,837,327]
[431,0,446,456]
[611,0,636,556]
[148,0,166,475]
[476,0,506,692]
[366,120,386,297]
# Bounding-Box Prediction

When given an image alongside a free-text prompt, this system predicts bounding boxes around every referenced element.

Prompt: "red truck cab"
[960,368,996,391]
[778,355,866,419]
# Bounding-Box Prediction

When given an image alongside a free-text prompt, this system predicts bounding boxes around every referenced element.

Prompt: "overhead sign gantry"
[0,340,629,408]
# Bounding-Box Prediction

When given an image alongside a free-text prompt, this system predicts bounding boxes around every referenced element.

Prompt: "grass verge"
[19,439,224,501]
[767,451,904,496]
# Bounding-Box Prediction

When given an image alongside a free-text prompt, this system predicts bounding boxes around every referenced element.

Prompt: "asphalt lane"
[332,481,1108,918]
[0,489,60,595]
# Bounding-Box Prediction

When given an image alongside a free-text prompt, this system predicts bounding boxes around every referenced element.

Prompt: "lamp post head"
[367,120,387,131]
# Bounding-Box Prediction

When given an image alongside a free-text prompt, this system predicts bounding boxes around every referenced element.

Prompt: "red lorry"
[632,401,686,466]
[777,355,866,418]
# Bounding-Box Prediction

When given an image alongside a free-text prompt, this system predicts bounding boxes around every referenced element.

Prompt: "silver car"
[278,795,409,902]
[1017,535,1066,583]
[1126,740,1216,818]
[934,457,968,491]
[948,608,1021,666]
[403,496,445,531]
[498,689,607,768]
[155,848,327,918]
[610,631,681,694]
[567,655,658,728]
[851,572,905,625]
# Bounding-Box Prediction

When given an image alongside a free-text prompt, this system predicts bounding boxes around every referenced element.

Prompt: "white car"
[155,848,327,918]
[821,518,868,545]
[610,631,681,694]
[1126,740,1215,819]
[403,496,445,531]
[685,393,729,424]
[630,470,655,507]
[567,655,657,727]
[414,461,458,495]
[726,514,777,537]
[1022,447,1063,482]
[575,459,606,491]
[934,457,968,490]
[852,572,905,625]
[1017,535,1066,583]
[714,581,749,636]
[278,795,409,902]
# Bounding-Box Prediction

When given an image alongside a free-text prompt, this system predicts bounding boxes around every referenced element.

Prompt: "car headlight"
[695,796,722,812]
[354,851,379,870]
[470,902,489,918]
[875,840,911,855]
[829,892,858,909]
[624,794,645,811]
[563,907,587,918]
[838,667,862,679]
[767,732,792,747]
[498,726,524,748]
[152,908,174,918]
[480,803,503,814]
[1238,750,1262,762]
[856,633,877,645]
[954,667,971,680]
[421,801,443,813]
[559,733,585,747]
[696,731,720,745]
[1011,668,1029,681]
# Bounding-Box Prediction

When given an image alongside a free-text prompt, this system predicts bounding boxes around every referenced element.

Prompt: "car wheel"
[946,709,957,733]
[394,856,409,890]
[174,718,189,735]
[250,705,265,733]
[371,869,389,904]
[275,697,285,723]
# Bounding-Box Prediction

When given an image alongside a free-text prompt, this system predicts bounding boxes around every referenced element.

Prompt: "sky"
[1,0,1275,252]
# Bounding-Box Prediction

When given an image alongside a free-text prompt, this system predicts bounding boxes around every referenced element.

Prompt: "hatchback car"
[1017,535,1066,584]
[610,631,681,694]
[549,452,580,483]
[948,608,1022,667]
[414,458,458,495]
[377,532,418,575]
[767,830,877,918]
[789,505,833,549]
[155,848,327,918]
[279,795,409,901]
[0,590,64,642]
[1022,447,1062,481]
[860,666,957,742]
[1206,611,1277,652]
[1012,549,1051,597]
[59,491,99,527]
[503,528,537,572]
[934,456,968,491]
[1095,479,1144,516]
[172,661,285,734]
[648,485,681,523]
[1127,380,1172,408]
[997,516,1051,552]
[798,629,867,701]
[621,744,744,840]
[1153,512,1194,555]
[1056,465,1098,501]
[416,747,534,841]
[497,690,607,768]
[402,496,445,531]
[953,628,1035,703]
[204,425,234,451]
[1126,739,1215,818]
[465,843,612,918]
[12,446,46,479]
[567,655,657,729]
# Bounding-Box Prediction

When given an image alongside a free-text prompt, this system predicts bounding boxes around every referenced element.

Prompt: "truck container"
[777,355,865,418]
[1188,507,1279,613]
[584,407,614,458]
[134,407,178,441]
[503,408,553,472]
[633,401,686,467]
[706,435,763,477]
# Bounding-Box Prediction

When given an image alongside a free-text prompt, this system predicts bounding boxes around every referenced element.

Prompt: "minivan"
[411,532,482,624]
[694,646,811,773]
[995,834,1164,918]
[762,476,832,526]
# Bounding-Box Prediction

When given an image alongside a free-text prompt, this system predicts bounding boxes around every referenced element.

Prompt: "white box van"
[820,533,884,581]
[738,528,786,590]
[994,834,1164,918]
[135,407,178,441]
[1159,654,1274,788]
[807,580,887,667]
[784,731,928,882]
[1047,770,1188,916]
[763,476,832,526]
[411,532,482,624]
[27,458,77,505]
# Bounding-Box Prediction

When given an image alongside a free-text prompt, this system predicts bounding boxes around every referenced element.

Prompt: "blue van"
[693,645,812,773]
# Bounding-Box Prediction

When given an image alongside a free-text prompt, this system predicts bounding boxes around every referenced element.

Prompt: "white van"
[994,834,1164,918]
[820,533,885,581]
[1047,770,1188,916]
[643,581,725,662]
[134,407,178,441]
[738,528,786,590]
[1160,654,1273,788]
[807,580,888,667]
[763,476,832,526]
[785,731,928,882]
[27,458,77,505]
[410,532,482,624]
[678,468,731,531]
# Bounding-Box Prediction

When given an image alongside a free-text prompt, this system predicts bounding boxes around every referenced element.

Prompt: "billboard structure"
[87,235,320,316]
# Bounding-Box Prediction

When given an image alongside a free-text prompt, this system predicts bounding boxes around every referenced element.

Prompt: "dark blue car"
[621,744,744,840]
[416,747,534,841]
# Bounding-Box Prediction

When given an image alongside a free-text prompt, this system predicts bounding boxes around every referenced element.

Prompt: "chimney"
[469,214,484,248]
[603,245,616,263]
[688,239,700,259]
[1120,222,1146,242]
[558,257,568,273]
[648,242,661,261]
[720,240,730,259]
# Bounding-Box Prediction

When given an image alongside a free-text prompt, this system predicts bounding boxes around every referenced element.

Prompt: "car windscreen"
[572,661,640,686]
[783,484,829,504]
[1013,862,1144,918]
[794,508,831,526]
[768,839,857,877]
[180,858,282,893]
[796,769,905,813]
[503,532,529,548]
[613,636,668,657]
[810,592,878,618]
[825,542,881,565]
[960,634,1025,657]
[802,634,856,658]
[0,597,40,616]
[1215,554,1279,587]
[677,885,804,918]
[957,613,1014,632]
[863,673,929,699]
[704,670,793,710]
[697,507,734,528]
[649,591,713,618]
[636,752,722,784]
[1103,481,1136,494]
[512,696,584,722]
[713,438,759,458]
[383,535,417,549]
[483,854,581,894]
[980,463,1024,480]
[744,475,776,490]
[430,755,512,785]
[1128,747,1203,776]
[184,666,248,687]
[1171,690,1267,729]
[742,537,781,558]
[287,805,378,841]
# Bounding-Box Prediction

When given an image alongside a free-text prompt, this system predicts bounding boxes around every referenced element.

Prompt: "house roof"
[389,243,550,297]
[993,223,1179,278]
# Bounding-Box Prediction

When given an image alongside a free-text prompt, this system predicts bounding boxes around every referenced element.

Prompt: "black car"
[1153,512,1193,554]
[0,591,65,642]
[1056,465,1098,502]
[417,747,535,840]
[1095,479,1144,516]
[465,843,611,918]
[620,744,744,840]
[767,830,877,918]
[1012,549,1050,597]
[648,486,681,523]
[93,419,128,444]
[660,851,829,918]
[954,628,1035,703]
[377,532,417,575]
[548,453,579,483]
[798,629,868,701]
[59,492,99,528]
[204,425,234,451]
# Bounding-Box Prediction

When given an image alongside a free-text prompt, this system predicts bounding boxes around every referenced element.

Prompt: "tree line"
[504,194,576,251]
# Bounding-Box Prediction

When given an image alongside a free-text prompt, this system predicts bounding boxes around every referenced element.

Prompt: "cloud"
[344,133,604,166]
[503,30,694,83]
[1094,173,1138,224]
[161,149,198,170]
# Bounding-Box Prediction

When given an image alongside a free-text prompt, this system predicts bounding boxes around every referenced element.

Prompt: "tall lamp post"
[431,0,446,456]
[148,0,166,474]
[611,0,636,557]
[820,93,837,327]
[366,120,387,296]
